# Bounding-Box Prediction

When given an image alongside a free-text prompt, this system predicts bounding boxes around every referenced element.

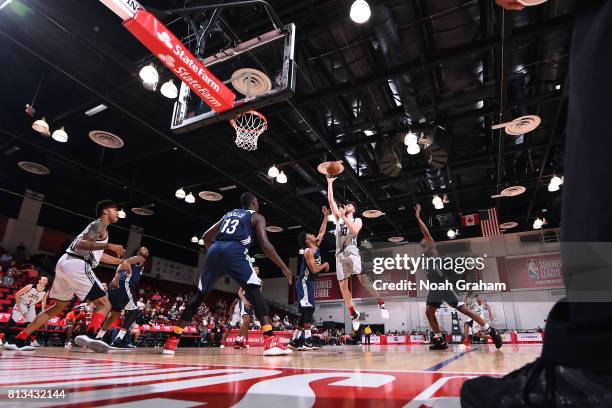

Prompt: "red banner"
[223,330,293,347]
[123,10,235,112]
[506,254,564,289]
[312,273,344,301]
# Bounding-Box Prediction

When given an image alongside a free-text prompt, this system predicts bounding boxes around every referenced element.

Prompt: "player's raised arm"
[327,177,341,219]
[415,204,434,245]
[203,220,222,248]
[252,213,292,284]
[316,207,330,245]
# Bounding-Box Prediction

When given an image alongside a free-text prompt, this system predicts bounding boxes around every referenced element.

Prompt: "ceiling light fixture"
[432,195,444,209]
[267,165,279,178]
[548,175,563,192]
[51,126,68,143]
[447,229,456,239]
[84,104,108,116]
[191,235,198,243]
[139,64,159,91]
[533,217,545,230]
[276,171,287,184]
[185,192,196,204]
[404,131,418,146]
[117,209,126,219]
[32,117,50,136]
[175,187,186,199]
[407,143,420,155]
[350,0,371,23]
[198,238,204,246]
[219,185,237,191]
[160,79,178,99]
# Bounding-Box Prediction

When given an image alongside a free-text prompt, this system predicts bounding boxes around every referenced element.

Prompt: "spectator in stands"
[0,251,12,272]
[151,291,161,303]
[2,270,14,288]
[176,295,183,302]
[137,297,145,310]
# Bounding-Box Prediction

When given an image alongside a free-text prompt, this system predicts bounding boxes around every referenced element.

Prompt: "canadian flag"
[460,214,480,227]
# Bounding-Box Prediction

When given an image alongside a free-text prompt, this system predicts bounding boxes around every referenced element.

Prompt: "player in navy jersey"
[290,207,330,351]
[163,192,293,356]
[91,246,149,352]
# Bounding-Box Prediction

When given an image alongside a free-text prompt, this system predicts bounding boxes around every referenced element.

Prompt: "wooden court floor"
[0,344,542,407]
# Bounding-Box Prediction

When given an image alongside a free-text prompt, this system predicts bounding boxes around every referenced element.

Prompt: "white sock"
[236,336,243,342]
[304,329,311,339]
[481,323,490,332]
[433,333,442,338]
[115,330,127,340]
[292,329,300,340]
[96,329,106,339]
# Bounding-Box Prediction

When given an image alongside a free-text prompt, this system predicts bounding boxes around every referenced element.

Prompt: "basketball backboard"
[170,23,296,133]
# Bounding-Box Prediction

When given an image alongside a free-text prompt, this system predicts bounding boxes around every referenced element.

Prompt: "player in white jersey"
[326,177,389,331]
[1,276,48,349]
[463,291,493,343]
[10,200,129,351]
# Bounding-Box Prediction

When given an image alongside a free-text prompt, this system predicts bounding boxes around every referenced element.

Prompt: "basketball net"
[230,110,267,151]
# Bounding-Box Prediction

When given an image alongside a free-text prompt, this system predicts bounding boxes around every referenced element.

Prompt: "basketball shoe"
[429,335,449,350]
[263,335,292,356]
[351,310,361,331]
[162,336,179,355]
[379,303,389,320]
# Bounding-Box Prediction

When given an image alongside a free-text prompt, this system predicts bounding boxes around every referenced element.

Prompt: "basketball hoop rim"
[230,110,268,130]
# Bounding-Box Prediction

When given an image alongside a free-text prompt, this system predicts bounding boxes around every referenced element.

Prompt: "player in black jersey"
[416,204,502,350]
[290,207,330,351]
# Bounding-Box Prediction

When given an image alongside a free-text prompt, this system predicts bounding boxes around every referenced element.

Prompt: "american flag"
[479,208,501,237]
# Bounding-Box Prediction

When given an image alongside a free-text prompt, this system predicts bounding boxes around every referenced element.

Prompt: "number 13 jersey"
[215,209,255,248]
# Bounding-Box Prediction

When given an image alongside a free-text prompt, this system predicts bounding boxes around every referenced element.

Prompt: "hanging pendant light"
[32,117,50,136]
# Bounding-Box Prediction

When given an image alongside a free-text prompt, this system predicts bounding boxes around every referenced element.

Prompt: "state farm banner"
[151,256,198,285]
[123,9,235,112]
[506,254,564,290]
[312,273,344,302]
[516,332,543,343]
[385,335,406,344]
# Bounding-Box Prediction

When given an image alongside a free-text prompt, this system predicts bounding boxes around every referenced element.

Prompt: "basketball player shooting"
[10,200,129,352]
[162,192,293,356]
[1,276,48,350]
[327,177,389,331]
[415,204,502,350]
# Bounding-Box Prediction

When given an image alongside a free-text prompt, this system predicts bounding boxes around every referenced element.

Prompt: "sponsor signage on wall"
[506,254,563,289]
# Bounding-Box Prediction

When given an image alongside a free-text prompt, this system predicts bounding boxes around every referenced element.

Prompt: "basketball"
[326,161,343,176]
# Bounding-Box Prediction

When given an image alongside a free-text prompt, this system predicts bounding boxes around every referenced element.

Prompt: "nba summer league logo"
[370,253,507,292]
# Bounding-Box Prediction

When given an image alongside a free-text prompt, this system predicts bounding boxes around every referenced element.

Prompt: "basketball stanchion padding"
[230,110,268,151]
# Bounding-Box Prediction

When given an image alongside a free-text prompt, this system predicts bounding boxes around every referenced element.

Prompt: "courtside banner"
[123,10,236,112]
[312,273,344,301]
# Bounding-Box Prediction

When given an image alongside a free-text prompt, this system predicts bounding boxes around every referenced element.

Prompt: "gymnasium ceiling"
[0,0,574,274]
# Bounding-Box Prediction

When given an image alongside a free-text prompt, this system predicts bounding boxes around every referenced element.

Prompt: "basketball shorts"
[295,276,315,308]
[426,288,464,309]
[198,241,261,294]
[230,313,242,327]
[109,281,137,312]
[335,250,362,281]
[11,304,36,323]
[239,299,253,317]
[466,311,485,332]
[50,254,106,302]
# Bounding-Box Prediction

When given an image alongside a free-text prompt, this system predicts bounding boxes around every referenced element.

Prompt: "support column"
[5,190,44,252]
